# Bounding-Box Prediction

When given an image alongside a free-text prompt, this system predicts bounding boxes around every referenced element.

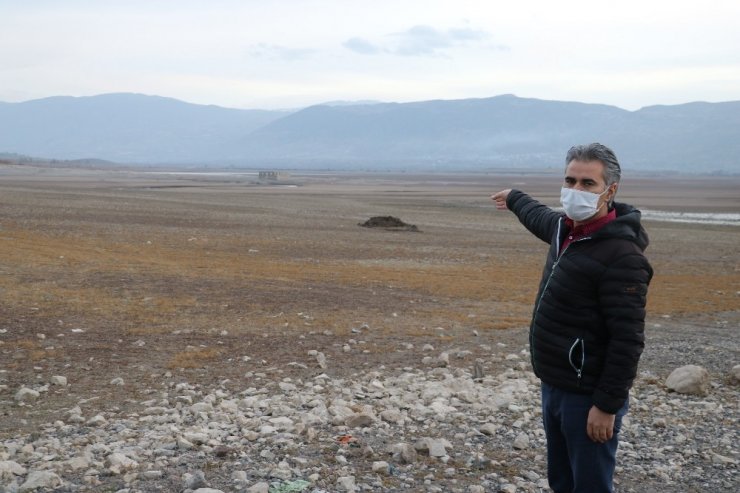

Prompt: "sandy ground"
[0,164,738,489]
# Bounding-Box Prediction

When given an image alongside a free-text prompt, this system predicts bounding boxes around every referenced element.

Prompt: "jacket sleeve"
[592,252,653,413]
[506,189,562,245]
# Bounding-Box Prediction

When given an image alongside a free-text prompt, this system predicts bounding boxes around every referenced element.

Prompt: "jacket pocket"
[568,338,585,386]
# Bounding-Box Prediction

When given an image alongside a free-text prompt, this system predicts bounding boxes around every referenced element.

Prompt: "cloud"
[343,24,500,57]
[343,37,382,55]
[248,44,315,61]
[392,25,452,56]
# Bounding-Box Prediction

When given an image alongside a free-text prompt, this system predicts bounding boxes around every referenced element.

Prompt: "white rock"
[184,471,207,489]
[336,475,357,492]
[415,438,450,457]
[50,375,68,386]
[19,471,62,492]
[711,452,737,465]
[731,364,740,382]
[269,416,294,430]
[191,402,213,413]
[66,456,91,471]
[269,466,292,480]
[0,460,27,480]
[479,423,499,435]
[247,482,270,493]
[192,489,225,493]
[279,381,297,391]
[14,387,40,402]
[437,352,450,366]
[372,461,390,475]
[665,365,710,395]
[107,453,138,474]
[391,443,417,463]
[86,414,107,426]
[177,437,195,450]
[512,432,529,450]
[345,412,374,428]
[380,409,404,424]
[110,377,125,386]
[183,432,209,444]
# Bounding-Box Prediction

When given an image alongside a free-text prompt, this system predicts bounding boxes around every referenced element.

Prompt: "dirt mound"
[359,216,419,231]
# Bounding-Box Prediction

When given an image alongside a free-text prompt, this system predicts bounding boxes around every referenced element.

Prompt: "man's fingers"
[587,424,611,443]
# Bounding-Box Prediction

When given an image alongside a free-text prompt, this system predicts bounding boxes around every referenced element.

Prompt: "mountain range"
[1,93,738,172]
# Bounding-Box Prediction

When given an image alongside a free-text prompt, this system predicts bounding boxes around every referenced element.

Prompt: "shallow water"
[641,209,740,226]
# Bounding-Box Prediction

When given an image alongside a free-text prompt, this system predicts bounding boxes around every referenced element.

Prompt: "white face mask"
[560,187,608,221]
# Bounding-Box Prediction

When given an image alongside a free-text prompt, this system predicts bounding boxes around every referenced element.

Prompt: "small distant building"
[258,171,289,181]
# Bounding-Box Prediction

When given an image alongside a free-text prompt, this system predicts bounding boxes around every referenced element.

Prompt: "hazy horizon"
[3,91,740,113]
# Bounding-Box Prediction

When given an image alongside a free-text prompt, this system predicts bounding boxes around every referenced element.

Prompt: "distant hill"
[1,93,738,172]
[0,93,286,163]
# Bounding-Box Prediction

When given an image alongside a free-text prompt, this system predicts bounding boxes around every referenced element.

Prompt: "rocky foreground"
[1,340,738,493]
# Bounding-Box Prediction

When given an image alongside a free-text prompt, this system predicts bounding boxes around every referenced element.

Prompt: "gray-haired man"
[492,143,653,492]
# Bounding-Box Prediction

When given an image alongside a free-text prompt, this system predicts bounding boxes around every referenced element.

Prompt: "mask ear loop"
[604,184,616,209]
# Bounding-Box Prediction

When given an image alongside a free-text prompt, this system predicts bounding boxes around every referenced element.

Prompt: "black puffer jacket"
[507,190,653,414]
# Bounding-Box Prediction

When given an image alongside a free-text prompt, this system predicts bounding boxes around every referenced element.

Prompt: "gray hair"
[565,143,621,186]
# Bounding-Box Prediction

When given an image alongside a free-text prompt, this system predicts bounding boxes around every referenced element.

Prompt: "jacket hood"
[597,202,650,251]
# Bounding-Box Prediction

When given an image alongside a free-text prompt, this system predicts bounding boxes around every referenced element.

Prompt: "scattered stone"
[18,471,62,492]
[0,337,736,493]
[336,475,357,492]
[391,443,417,464]
[512,432,529,450]
[731,364,740,382]
[0,460,27,480]
[473,360,485,380]
[665,365,710,395]
[50,375,68,386]
[345,412,374,428]
[14,387,40,402]
[106,453,138,474]
[86,414,107,426]
[246,482,270,493]
[415,438,450,457]
[480,423,499,435]
[110,377,125,386]
[184,470,208,490]
[372,461,390,475]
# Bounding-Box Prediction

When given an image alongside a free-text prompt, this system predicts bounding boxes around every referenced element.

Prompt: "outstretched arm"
[492,189,562,245]
[491,189,512,210]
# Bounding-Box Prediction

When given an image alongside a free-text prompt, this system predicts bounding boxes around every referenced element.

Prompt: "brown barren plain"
[0,164,738,490]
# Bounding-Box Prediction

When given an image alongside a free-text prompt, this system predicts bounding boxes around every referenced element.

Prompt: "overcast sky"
[2,0,739,110]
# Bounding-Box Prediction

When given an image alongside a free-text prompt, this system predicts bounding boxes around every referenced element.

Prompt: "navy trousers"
[541,382,628,493]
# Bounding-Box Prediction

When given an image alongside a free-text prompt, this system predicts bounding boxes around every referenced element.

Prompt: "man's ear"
[608,183,618,202]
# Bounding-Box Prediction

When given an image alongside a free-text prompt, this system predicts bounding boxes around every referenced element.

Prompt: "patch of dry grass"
[2,223,737,341]
[167,347,222,369]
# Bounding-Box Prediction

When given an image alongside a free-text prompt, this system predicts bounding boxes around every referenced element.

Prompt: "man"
[491,143,653,493]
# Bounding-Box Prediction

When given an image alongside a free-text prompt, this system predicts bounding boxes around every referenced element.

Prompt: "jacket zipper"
[568,337,585,387]
[531,221,592,383]
[530,220,562,374]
